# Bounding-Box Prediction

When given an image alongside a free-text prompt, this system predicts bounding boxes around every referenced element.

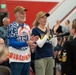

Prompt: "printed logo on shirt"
[18,26,30,36]
[8,46,31,62]
[9,52,30,61]
[40,34,52,41]
[40,34,44,39]
[47,35,52,41]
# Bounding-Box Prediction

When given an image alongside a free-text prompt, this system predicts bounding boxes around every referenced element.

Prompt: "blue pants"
[10,62,30,75]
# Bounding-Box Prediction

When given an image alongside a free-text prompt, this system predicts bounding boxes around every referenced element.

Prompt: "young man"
[61,19,76,75]
[7,6,38,75]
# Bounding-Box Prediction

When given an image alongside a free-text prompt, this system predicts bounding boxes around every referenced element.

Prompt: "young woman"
[31,11,54,75]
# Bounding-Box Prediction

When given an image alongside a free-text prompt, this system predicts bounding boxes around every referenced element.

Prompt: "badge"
[62,50,67,62]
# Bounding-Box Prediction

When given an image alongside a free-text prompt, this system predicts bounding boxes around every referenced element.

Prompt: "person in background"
[62,20,71,34]
[0,38,9,64]
[0,66,11,75]
[54,20,70,35]
[61,19,76,75]
[0,37,10,68]
[62,20,73,41]
[0,38,5,46]
[7,6,39,75]
[0,17,10,46]
[54,37,63,75]
[31,11,54,75]
[52,20,63,35]
[0,38,11,75]
[0,17,10,68]
[0,45,9,64]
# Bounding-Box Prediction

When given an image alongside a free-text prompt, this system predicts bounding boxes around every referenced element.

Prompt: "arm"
[32,25,50,48]
[7,24,28,48]
[8,37,27,48]
[36,35,48,48]
[0,31,7,39]
[51,37,57,47]
[0,28,7,39]
[32,28,48,48]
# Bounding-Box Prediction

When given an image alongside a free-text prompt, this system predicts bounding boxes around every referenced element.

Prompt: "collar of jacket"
[73,36,76,39]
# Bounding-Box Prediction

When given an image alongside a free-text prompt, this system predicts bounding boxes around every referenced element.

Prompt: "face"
[70,28,75,36]
[65,20,68,25]
[38,16,47,26]
[0,48,9,63]
[16,11,26,22]
[56,20,60,25]
[3,19,10,27]
[0,38,5,46]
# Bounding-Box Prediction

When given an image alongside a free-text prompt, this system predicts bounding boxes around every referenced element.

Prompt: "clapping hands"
[27,35,39,48]
[46,23,50,36]
[30,35,39,42]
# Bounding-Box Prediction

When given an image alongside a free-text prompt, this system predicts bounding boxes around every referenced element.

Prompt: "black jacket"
[61,38,76,75]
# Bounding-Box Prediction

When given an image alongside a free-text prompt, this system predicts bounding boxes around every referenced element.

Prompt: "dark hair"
[57,37,62,41]
[0,66,11,75]
[67,20,70,24]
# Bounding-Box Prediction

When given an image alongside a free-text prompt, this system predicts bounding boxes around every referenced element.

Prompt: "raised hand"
[46,23,50,36]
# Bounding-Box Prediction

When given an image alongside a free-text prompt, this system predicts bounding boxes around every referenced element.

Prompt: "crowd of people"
[0,6,76,75]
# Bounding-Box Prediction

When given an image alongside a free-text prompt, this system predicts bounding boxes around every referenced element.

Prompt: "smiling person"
[31,11,54,75]
[7,6,39,75]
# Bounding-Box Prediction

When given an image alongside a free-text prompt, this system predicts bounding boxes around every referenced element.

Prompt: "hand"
[30,43,37,53]
[0,56,9,64]
[31,43,37,49]
[27,40,34,46]
[30,35,39,42]
[46,23,50,36]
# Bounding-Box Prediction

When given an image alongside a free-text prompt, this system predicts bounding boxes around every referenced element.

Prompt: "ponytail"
[33,20,39,27]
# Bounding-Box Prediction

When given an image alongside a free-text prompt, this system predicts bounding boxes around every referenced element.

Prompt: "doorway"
[0,12,9,26]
